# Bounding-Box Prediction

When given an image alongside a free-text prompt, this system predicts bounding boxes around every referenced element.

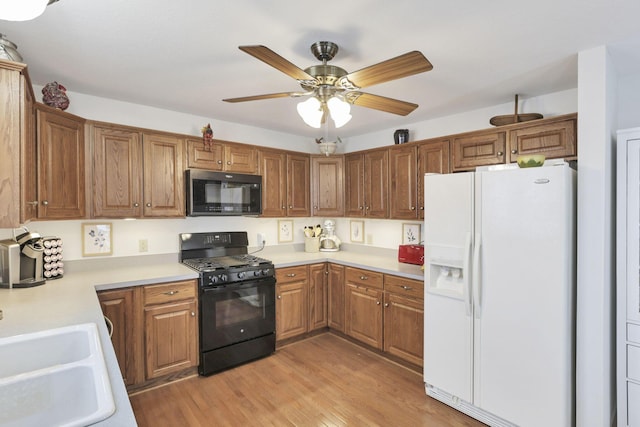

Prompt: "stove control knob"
[209,276,218,284]
[262,268,271,276]
[220,274,228,282]
[253,270,261,277]
[237,271,245,279]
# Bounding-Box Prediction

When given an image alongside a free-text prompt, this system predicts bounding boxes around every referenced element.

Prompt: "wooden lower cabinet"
[383,275,424,367]
[97,288,137,386]
[97,279,198,389]
[275,266,308,341]
[344,267,384,350]
[308,263,328,331]
[328,263,345,332]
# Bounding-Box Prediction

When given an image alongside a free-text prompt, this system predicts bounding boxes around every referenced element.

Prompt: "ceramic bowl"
[517,154,545,168]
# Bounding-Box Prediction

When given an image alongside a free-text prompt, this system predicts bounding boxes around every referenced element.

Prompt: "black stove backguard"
[179,231,276,376]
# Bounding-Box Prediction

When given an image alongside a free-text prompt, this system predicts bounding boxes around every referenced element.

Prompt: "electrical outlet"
[257,233,266,245]
[139,239,148,252]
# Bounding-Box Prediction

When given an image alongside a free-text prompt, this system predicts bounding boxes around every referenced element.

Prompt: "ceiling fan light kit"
[223,41,433,129]
[0,0,58,21]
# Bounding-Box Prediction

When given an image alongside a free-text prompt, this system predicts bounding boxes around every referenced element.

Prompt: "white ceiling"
[2,0,640,138]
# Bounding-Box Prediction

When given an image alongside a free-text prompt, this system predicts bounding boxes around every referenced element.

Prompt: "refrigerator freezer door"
[424,172,474,403]
[474,164,575,427]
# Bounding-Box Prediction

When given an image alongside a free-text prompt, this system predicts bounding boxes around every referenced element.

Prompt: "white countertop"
[0,245,423,426]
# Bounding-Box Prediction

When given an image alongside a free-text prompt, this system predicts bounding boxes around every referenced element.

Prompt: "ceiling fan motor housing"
[310,41,338,62]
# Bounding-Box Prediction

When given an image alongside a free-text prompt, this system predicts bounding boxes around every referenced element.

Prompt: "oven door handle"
[201,278,275,293]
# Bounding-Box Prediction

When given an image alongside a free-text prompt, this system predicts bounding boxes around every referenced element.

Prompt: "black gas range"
[179,232,276,376]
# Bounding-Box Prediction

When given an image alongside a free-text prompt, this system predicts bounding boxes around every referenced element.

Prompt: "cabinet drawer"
[276,265,308,284]
[629,323,640,344]
[143,280,197,306]
[345,267,383,289]
[384,275,424,300]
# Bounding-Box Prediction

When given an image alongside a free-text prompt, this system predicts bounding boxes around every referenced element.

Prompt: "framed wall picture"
[350,220,365,243]
[278,219,294,243]
[402,223,421,245]
[82,222,113,256]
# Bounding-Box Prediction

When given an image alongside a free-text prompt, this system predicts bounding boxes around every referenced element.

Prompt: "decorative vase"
[42,82,69,110]
[394,129,409,144]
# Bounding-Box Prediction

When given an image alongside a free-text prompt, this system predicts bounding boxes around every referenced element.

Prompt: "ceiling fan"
[223,41,433,128]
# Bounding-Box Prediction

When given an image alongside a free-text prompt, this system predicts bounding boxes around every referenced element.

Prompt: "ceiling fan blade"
[348,92,418,116]
[338,51,433,89]
[223,92,302,103]
[239,45,315,81]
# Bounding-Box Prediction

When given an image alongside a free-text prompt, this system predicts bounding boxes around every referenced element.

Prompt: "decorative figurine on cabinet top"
[42,81,69,110]
[201,123,214,151]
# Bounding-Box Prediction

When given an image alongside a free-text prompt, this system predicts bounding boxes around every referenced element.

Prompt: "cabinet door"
[37,105,86,219]
[364,149,388,218]
[224,143,258,173]
[328,263,345,332]
[259,149,287,217]
[507,116,576,163]
[311,155,344,216]
[92,126,143,218]
[345,283,383,349]
[276,281,308,341]
[142,133,184,217]
[308,263,328,331]
[186,138,224,171]
[144,299,198,379]
[21,75,38,223]
[286,153,310,217]
[344,153,365,217]
[417,139,450,219]
[383,293,424,366]
[451,131,506,172]
[98,288,137,386]
[389,145,417,219]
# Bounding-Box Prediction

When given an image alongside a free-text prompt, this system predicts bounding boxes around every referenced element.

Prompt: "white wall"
[576,45,617,427]
[617,73,640,129]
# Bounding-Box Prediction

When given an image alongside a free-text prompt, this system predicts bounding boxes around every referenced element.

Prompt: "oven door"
[200,277,275,352]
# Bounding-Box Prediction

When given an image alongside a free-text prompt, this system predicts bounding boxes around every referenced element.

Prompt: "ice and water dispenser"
[426,244,467,300]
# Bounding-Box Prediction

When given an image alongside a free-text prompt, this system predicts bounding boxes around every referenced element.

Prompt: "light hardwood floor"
[130,333,485,426]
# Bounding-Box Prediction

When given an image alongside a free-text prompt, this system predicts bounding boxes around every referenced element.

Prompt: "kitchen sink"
[0,323,115,427]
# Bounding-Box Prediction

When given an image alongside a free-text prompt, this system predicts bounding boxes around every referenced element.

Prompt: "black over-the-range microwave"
[186,169,262,216]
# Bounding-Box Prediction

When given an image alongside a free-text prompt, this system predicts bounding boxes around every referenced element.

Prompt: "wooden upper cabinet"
[451,130,506,172]
[344,153,365,217]
[417,138,450,219]
[186,138,257,174]
[311,155,344,217]
[259,149,287,217]
[389,145,418,219]
[364,149,389,218]
[143,132,185,217]
[345,149,388,218]
[36,104,86,219]
[506,114,577,163]
[286,153,310,217]
[92,125,143,218]
[21,75,37,223]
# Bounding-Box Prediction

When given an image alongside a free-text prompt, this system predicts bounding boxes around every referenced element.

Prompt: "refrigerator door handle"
[472,232,482,317]
[463,232,472,316]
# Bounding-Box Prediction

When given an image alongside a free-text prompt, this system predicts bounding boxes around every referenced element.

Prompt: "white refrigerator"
[423,161,576,427]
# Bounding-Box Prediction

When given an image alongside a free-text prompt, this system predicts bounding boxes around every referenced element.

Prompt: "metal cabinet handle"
[289,205,293,209]
[411,206,415,210]
[497,151,504,156]
[384,303,389,307]
[365,206,370,210]
[146,203,151,207]
[511,149,518,154]
[314,206,318,209]
[324,271,329,275]
[401,285,413,290]
[277,295,282,299]
[376,301,381,305]
[286,273,296,277]
[26,201,38,206]
[359,276,368,280]
[420,206,424,210]
[163,290,179,296]
[191,311,195,317]
[359,206,363,210]
[217,160,223,164]
[42,200,48,206]
[281,205,286,209]
[133,203,139,207]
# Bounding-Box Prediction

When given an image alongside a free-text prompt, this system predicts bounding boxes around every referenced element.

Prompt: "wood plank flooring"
[129,333,485,427]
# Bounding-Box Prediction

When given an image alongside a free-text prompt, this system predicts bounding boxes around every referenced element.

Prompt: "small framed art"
[402,223,421,245]
[278,219,294,243]
[350,220,365,243]
[82,222,113,256]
